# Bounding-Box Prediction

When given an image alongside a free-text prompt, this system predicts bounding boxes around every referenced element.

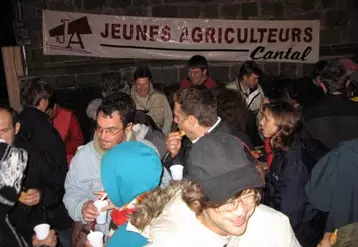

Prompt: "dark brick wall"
[21,0,358,89]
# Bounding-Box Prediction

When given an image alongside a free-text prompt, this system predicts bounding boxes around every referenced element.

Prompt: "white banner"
[43,10,320,63]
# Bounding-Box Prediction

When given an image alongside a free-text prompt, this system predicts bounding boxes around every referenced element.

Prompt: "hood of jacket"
[0,143,28,215]
[101,141,162,208]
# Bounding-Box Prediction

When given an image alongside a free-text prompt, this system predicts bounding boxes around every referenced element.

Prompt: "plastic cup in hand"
[93,200,109,224]
[170,165,184,181]
[87,231,104,247]
[33,223,50,240]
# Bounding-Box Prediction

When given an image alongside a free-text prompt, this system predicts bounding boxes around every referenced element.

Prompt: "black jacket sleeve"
[162,137,190,170]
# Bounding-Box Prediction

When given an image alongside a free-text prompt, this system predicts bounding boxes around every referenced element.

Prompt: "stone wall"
[21,0,358,89]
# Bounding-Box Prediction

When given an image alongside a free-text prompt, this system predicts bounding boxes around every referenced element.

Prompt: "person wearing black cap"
[126,133,300,247]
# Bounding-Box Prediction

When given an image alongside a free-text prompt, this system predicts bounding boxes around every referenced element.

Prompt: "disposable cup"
[33,223,50,240]
[87,231,104,247]
[170,164,184,181]
[93,200,109,225]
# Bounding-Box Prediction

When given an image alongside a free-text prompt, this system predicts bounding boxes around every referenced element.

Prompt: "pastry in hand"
[178,130,186,137]
[19,191,26,202]
[330,229,338,245]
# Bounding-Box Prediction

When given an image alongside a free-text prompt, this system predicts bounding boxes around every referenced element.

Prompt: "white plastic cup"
[170,164,184,181]
[93,200,109,225]
[33,223,50,240]
[87,231,104,247]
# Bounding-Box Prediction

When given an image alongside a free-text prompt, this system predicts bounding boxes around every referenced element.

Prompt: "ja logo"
[49,16,92,49]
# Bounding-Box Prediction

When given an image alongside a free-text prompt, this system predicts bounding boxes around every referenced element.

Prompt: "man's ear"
[125,122,133,132]
[188,115,198,127]
[15,122,21,135]
[203,69,208,76]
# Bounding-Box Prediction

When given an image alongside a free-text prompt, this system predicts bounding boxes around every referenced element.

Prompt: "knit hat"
[187,133,264,203]
[340,58,358,73]
[101,141,162,208]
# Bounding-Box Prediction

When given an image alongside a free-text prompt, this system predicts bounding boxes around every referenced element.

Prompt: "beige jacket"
[131,84,173,135]
[226,80,265,125]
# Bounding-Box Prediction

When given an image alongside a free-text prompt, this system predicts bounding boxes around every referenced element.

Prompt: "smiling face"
[135,77,151,97]
[188,67,207,85]
[198,191,258,236]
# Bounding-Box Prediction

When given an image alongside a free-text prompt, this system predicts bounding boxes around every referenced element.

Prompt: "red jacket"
[179,76,216,89]
[265,138,274,171]
[52,105,84,166]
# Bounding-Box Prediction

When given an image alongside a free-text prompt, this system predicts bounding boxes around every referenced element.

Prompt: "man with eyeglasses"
[63,92,170,240]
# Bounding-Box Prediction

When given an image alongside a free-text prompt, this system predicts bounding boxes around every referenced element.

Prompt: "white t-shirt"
[227,205,301,247]
[143,191,230,247]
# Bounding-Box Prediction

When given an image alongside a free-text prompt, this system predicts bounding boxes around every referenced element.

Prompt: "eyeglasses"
[216,193,258,213]
[96,126,123,136]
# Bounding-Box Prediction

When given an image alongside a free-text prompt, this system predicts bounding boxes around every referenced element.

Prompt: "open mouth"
[231,217,247,227]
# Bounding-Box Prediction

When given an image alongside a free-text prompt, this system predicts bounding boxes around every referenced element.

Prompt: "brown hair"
[173,86,217,127]
[20,78,53,108]
[130,179,261,230]
[262,101,301,151]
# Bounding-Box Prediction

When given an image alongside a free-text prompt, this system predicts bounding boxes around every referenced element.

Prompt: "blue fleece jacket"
[101,141,163,247]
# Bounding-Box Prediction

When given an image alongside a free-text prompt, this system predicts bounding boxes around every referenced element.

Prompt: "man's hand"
[32,229,57,247]
[317,232,333,247]
[21,189,41,206]
[82,200,99,222]
[166,132,182,158]
[317,239,332,247]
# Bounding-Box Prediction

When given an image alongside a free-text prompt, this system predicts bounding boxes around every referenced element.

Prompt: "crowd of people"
[1,54,358,247]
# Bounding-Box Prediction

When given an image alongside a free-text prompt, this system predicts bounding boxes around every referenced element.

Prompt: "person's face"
[135,77,151,97]
[259,109,279,138]
[202,192,257,236]
[243,73,259,89]
[173,102,194,137]
[37,99,49,113]
[188,67,207,85]
[0,110,20,145]
[96,111,132,150]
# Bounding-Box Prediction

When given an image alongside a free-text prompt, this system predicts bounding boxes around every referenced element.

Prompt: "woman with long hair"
[260,101,326,247]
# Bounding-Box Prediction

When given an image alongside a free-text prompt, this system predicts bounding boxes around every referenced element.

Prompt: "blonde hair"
[130,179,261,230]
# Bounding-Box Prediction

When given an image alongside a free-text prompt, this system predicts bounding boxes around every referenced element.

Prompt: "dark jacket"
[163,120,233,172]
[264,138,326,247]
[10,107,72,244]
[302,94,358,151]
[306,138,358,233]
[0,142,28,247]
[293,76,325,110]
